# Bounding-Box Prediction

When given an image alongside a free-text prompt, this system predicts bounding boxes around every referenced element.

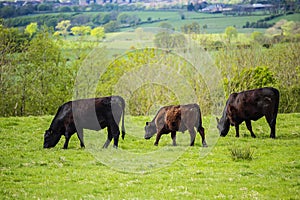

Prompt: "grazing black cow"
[44,96,126,149]
[144,104,207,147]
[216,87,279,138]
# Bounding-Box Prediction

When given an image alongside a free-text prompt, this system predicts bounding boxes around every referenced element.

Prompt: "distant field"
[6,11,300,34]
[268,13,300,24]
[1,114,299,199]
[125,11,272,33]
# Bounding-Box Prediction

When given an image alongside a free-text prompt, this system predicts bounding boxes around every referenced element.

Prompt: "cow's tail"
[196,104,204,134]
[120,97,126,140]
[272,87,280,123]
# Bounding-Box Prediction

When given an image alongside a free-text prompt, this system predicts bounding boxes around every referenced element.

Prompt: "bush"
[94,48,212,116]
[224,66,276,96]
[59,6,72,12]
[216,42,299,113]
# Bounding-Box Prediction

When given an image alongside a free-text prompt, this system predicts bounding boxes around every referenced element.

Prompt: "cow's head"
[144,121,156,139]
[216,116,230,137]
[43,129,62,148]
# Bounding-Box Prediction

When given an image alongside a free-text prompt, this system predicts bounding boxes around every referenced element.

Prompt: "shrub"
[224,66,276,95]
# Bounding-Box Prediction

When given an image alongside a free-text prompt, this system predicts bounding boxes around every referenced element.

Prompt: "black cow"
[216,87,279,138]
[144,104,207,147]
[44,96,126,149]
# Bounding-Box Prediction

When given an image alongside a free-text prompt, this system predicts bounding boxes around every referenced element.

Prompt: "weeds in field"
[229,146,254,161]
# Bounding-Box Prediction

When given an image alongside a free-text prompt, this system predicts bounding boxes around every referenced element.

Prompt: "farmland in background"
[4,11,300,33]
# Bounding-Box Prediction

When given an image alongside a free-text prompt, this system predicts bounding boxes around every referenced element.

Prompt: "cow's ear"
[216,117,220,123]
[146,122,149,126]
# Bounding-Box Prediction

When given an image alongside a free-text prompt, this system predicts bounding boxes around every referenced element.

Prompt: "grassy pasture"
[9,11,300,34]
[1,113,299,199]
[122,11,271,33]
[268,13,300,24]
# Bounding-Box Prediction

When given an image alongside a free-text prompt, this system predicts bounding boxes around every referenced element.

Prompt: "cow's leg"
[171,131,177,146]
[265,115,276,139]
[189,128,196,146]
[111,124,120,149]
[198,126,208,147]
[76,128,85,148]
[235,125,240,137]
[63,133,71,149]
[154,131,163,146]
[103,126,113,148]
[245,120,256,138]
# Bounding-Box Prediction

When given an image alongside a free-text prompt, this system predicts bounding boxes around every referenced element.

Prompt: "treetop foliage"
[0,21,299,116]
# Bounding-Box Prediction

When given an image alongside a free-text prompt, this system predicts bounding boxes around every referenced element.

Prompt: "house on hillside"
[232,4,274,14]
[2,0,42,7]
[200,4,224,13]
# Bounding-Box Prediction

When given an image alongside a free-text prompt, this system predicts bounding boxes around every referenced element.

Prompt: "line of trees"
[0,22,86,116]
[4,12,163,33]
[0,20,299,116]
[0,2,183,19]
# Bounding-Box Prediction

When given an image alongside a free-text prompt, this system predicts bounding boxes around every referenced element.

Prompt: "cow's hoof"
[154,143,158,146]
[270,134,275,139]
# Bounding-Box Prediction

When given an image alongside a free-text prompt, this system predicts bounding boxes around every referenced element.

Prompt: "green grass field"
[128,11,272,33]
[9,10,300,34]
[120,11,273,33]
[1,113,299,199]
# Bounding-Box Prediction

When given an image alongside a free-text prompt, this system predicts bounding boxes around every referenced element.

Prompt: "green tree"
[91,27,105,41]
[55,20,71,38]
[20,27,63,115]
[154,32,187,50]
[0,25,30,116]
[95,48,210,115]
[159,22,174,31]
[154,31,173,49]
[117,13,130,24]
[0,6,15,18]
[59,6,72,12]
[102,13,112,24]
[225,26,238,43]
[251,31,270,45]
[104,21,119,33]
[25,22,38,38]
[225,66,276,95]
[181,22,200,34]
[37,3,52,12]
[92,13,104,25]
[71,26,91,36]
[281,21,298,36]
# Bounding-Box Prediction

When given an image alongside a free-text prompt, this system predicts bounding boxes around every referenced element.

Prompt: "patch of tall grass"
[229,146,255,161]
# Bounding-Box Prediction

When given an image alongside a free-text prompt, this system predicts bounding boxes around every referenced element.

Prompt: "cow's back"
[49,102,72,131]
[227,87,279,122]
[180,104,201,131]
[70,98,111,130]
